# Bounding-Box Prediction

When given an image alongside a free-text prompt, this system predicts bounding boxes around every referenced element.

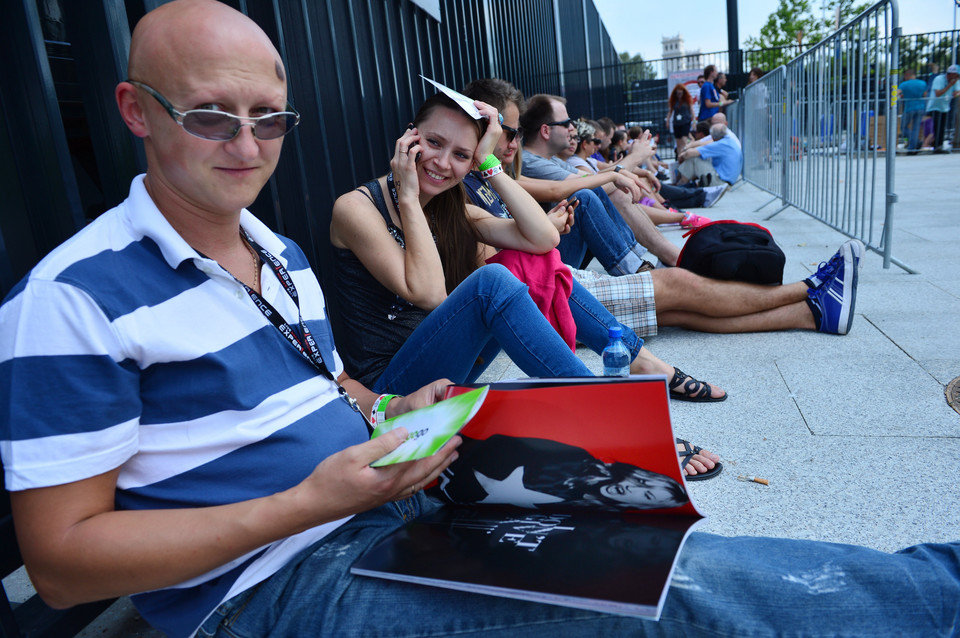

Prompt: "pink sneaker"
[680,211,712,229]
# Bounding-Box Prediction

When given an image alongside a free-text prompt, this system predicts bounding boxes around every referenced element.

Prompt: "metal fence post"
[742,0,911,271]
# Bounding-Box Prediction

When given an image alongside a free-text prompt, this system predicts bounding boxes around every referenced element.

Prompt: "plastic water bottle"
[602,326,631,377]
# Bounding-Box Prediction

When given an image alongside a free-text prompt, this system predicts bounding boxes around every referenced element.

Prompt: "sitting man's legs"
[557,188,647,276]
[676,155,720,186]
[601,187,681,266]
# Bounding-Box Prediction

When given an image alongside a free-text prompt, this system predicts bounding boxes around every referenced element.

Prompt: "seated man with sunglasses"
[519,94,687,267]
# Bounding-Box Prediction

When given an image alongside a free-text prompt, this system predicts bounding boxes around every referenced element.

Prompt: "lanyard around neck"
[235,229,364,420]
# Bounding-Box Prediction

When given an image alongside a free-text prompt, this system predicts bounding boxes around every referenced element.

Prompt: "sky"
[592,0,960,63]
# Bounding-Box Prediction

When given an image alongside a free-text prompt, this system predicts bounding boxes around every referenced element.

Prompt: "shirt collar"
[123,174,287,269]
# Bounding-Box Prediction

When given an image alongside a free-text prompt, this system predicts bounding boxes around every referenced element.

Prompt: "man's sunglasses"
[545,118,576,129]
[586,137,602,145]
[502,123,524,143]
[127,80,300,141]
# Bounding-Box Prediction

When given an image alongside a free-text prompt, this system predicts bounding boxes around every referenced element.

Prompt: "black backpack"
[676,221,785,285]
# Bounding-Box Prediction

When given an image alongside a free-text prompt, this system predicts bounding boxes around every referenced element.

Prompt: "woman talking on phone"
[329,91,723,476]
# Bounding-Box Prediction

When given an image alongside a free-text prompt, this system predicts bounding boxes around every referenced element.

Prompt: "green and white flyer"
[369,386,489,467]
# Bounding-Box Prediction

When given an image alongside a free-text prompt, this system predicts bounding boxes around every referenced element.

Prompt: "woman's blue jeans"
[557,188,646,276]
[198,495,960,637]
[372,264,643,396]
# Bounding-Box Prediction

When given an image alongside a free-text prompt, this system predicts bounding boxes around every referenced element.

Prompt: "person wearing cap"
[925,63,960,153]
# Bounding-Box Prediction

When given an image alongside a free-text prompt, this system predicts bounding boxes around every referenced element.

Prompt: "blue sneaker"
[806,240,864,334]
[804,239,864,289]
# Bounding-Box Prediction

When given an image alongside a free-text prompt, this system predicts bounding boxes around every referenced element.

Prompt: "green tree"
[745,0,819,50]
[619,51,655,85]
[744,0,871,68]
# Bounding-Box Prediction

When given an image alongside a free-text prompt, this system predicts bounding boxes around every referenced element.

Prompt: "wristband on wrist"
[480,163,503,179]
[477,154,500,171]
[371,393,402,426]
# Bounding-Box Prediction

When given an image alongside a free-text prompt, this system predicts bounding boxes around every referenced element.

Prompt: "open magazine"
[352,376,705,620]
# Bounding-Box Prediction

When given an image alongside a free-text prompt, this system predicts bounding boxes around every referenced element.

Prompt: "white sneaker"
[702,184,729,208]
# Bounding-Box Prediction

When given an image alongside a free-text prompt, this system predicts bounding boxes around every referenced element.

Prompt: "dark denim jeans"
[556,188,646,276]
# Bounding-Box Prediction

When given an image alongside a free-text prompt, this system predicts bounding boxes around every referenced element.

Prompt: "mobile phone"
[567,195,579,209]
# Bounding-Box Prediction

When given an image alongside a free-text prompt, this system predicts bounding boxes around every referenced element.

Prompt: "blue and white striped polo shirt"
[0,175,369,637]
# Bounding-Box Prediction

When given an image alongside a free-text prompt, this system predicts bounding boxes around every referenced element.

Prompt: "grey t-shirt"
[521,149,580,181]
[521,150,582,210]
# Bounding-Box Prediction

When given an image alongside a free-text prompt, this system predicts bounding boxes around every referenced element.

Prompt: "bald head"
[128,0,284,89]
[709,113,728,126]
[118,0,293,220]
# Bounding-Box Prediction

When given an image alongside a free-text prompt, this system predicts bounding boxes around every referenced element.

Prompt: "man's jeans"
[370,264,643,396]
[199,496,960,637]
[556,188,645,276]
[903,109,924,150]
[658,183,706,209]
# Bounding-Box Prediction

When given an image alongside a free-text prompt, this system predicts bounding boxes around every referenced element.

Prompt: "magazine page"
[352,507,702,619]
[352,377,705,620]
[437,376,701,517]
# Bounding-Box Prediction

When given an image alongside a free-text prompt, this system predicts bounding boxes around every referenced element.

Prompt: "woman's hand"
[472,100,502,167]
[546,200,575,235]
[390,126,422,204]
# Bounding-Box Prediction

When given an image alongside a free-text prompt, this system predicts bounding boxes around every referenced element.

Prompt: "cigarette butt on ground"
[737,475,770,485]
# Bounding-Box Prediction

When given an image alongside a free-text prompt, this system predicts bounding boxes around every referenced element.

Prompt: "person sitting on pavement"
[565,119,700,229]
[519,94,702,266]
[5,6,950,638]
[462,77,865,341]
[676,122,743,187]
[329,91,727,406]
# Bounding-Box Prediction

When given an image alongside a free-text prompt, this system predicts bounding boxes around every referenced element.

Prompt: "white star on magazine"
[474,467,564,508]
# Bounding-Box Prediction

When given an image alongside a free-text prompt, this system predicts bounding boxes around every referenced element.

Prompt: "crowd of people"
[899,63,960,154]
[1,2,958,637]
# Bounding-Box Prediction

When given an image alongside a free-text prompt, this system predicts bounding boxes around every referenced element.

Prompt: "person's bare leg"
[627,348,721,477]
[659,301,816,333]
[651,268,810,317]
[629,346,726,399]
[641,204,685,225]
[608,189,681,266]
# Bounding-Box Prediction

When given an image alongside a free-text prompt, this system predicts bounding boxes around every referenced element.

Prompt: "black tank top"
[332,179,430,388]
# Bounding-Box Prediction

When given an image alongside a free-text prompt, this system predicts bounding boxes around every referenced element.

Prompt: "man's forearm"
[12,471,330,608]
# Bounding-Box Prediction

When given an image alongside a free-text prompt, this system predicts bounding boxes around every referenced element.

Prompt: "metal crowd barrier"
[740,0,909,271]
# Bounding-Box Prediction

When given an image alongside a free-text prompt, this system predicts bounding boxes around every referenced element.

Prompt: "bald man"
[4,3,958,637]
[1,2,457,635]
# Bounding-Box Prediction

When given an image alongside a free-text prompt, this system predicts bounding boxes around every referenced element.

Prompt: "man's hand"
[296,428,460,517]
[546,200,575,235]
[387,378,452,418]
[613,174,642,202]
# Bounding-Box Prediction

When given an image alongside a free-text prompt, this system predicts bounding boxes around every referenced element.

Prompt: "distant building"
[662,34,702,75]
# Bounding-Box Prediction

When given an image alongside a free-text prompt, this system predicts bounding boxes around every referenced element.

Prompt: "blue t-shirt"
[698,135,743,184]
[900,78,926,113]
[699,81,720,120]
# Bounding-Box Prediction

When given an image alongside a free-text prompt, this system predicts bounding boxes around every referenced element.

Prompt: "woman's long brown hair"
[412,93,486,294]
